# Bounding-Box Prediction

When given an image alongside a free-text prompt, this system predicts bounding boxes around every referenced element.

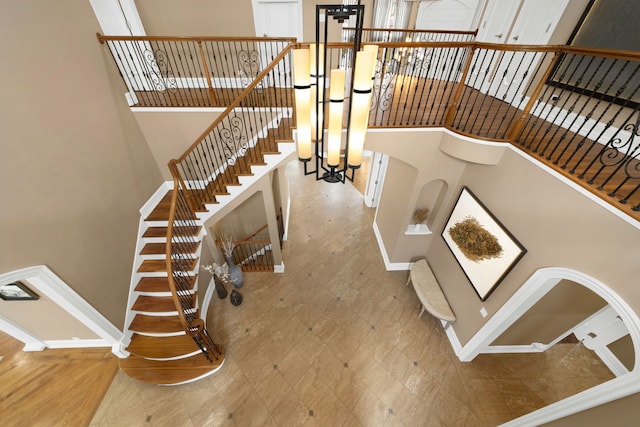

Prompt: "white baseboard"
[480,344,547,354]
[44,339,113,349]
[201,277,215,322]
[442,319,463,357]
[274,262,285,273]
[0,266,125,356]
[594,346,630,377]
[372,221,412,271]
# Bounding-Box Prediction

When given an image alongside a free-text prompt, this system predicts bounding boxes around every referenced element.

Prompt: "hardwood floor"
[0,332,118,427]
[134,87,293,109]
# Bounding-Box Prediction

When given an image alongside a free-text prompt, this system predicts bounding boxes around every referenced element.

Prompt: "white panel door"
[475,0,522,43]
[416,0,483,31]
[90,0,152,102]
[491,0,569,102]
[507,0,569,45]
[251,0,302,78]
[252,0,303,40]
[470,0,522,92]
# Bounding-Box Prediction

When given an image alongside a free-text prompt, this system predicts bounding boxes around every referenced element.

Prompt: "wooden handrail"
[164,185,197,336]
[96,33,296,44]
[345,27,478,36]
[170,44,296,164]
[315,40,640,62]
[168,160,199,213]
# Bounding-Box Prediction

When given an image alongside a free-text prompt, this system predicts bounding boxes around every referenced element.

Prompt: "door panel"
[252,0,303,40]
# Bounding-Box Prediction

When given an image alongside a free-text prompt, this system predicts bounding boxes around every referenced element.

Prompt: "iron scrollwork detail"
[370,56,399,120]
[599,120,640,174]
[143,47,178,93]
[239,48,261,88]
[219,115,249,165]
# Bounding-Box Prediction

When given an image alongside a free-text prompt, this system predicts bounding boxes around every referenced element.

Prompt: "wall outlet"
[480,307,488,318]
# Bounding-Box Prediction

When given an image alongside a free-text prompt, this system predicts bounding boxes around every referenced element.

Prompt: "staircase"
[119,115,295,385]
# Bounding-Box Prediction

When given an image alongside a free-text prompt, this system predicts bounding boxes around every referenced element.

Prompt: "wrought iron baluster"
[552,57,614,166]
[414,46,434,125]
[455,48,486,131]
[430,46,452,125]
[574,61,637,177]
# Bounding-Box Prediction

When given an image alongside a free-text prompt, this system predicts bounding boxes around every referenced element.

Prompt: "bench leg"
[405,276,411,287]
[419,305,425,318]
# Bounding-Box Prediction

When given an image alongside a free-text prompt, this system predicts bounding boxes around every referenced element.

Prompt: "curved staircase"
[120,191,224,385]
[119,112,294,385]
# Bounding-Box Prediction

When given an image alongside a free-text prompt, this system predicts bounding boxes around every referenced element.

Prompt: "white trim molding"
[139,181,173,217]
[372,221,412,271]
[0,317,46,352]
[0,266,127,357]
[455,267,640,426]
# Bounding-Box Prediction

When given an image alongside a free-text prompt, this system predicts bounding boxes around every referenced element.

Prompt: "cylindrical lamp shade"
[310,44,325,142]
[363,44,379,80]
[327,69,345,167]
[293,49,312,160]
[347,50,375,169]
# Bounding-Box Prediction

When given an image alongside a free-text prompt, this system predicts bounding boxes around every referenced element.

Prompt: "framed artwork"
[0,281,40,301]
[442,187,527,301]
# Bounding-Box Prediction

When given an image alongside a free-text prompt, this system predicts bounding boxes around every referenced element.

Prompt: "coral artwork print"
[449,216,503,262]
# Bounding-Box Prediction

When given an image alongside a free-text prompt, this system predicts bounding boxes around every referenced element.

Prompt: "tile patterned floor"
[91,161,613,426]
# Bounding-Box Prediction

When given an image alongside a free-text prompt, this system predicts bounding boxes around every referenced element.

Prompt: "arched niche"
[406,178,448,234]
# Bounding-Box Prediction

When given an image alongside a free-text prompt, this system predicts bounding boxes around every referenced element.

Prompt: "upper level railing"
[99,35,640,359]
[343,27,477,43]
[97,34,295,107]
[167,45,295,211]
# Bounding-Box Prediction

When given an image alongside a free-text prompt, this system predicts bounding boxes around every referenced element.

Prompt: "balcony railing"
[167,45,294,211]
[343,27,477,43]
[100,35,640,360]
[97,34,295,107]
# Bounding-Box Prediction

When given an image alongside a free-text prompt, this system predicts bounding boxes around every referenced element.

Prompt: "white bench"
[406,258,456,327]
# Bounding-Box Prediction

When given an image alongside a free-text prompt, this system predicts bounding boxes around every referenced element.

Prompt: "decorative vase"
[213,275,227,299]
[225,255,244,288]
[230,289,243,306]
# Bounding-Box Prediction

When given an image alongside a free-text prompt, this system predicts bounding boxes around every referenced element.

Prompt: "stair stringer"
[120,183,174,352]
[196,140,297,224]
[121,142,294,349]
[118,122,294,384]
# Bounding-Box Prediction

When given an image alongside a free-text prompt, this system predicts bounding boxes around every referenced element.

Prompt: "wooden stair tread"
[144,191,199,222]
[134,276,195,293]
[140,242,201,256]
[126,333,201,359]
[138,259,168,273]
[184,118,295,207]
[144,191,173,221]
[137,257,198,273]
[142,226,201,238]
[118,351,224,385]
[129,314,184,334]
[140,243,167,255]
[131,295,195,313]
